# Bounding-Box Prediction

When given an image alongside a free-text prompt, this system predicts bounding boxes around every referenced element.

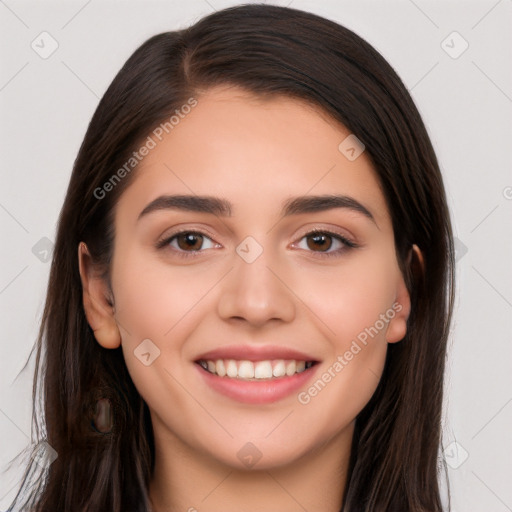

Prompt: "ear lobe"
[386,244,424,344]
[78,242,121,349]
[386,282,410,344]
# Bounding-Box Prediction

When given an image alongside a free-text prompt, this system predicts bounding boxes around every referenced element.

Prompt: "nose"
[216,245,296,328]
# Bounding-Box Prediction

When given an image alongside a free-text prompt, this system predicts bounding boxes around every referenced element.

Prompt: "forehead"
[115,86,391,227]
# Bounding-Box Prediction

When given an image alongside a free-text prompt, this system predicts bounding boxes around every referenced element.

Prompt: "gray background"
[1,1,511,510]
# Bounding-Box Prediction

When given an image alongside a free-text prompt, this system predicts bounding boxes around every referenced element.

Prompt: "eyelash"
[156,228,358,260]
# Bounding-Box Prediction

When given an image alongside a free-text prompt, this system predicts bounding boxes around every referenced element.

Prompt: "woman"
[9,4,454,511]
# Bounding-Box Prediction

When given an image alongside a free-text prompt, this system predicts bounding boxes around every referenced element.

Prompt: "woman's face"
[108,85,410,469]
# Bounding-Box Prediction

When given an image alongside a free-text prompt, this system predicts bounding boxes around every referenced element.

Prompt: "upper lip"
[195,345,318,362]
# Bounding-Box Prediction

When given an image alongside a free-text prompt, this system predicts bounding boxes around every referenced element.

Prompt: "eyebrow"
[137,194,377,225]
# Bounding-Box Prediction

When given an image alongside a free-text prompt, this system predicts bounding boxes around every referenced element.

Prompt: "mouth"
[196,358,317,380]
[194,345,320,404]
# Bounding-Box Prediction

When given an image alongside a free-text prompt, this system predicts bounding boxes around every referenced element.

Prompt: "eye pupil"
[307,233,332,251]
[177,233,203,251]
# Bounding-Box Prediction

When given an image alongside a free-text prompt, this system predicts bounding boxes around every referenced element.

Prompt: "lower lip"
[195,363,319,404]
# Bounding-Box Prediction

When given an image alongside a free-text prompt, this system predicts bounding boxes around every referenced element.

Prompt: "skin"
[79,85,420,511]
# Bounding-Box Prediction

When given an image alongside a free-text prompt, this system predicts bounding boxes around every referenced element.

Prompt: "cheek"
[294,339,387,451]
[293,250,400,350]
[289,252,399,426]
[111,249,218,343]
[111,251,217,428]
[110,251,216,398]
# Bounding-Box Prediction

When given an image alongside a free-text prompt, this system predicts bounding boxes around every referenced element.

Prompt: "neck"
[149,421,353,512]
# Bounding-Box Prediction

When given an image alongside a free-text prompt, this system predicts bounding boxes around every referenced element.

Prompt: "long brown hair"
[8,4,454,511]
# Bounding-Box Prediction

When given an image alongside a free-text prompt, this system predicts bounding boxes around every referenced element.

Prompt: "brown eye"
[306,233,333,252]
[159,231,218,254]
[175,232,204,251]
[293,230,356,258]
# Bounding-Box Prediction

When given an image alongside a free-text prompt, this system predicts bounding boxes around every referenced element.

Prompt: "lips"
[194,345,320,404]
[195,345,317,363]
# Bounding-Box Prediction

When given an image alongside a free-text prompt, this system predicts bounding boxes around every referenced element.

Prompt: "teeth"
[216,359,226,377]
[285,360,296,376]
[198,358,314,380]
[226,360,238,378]
[254,361,273,379]
[272,360,286,377]
[238,361,254,379]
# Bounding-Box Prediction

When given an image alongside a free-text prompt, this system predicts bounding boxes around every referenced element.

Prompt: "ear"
[78,242,121,349]
[386,244,424,344]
